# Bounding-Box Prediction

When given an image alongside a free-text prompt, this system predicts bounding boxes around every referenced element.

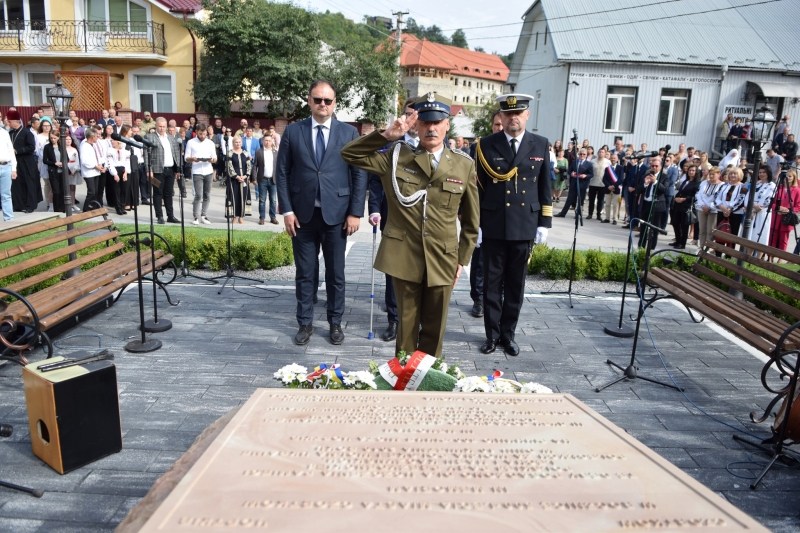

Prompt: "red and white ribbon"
[378,350,437,391]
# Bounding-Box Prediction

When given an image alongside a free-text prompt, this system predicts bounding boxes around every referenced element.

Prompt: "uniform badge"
[446,178,463,184]
[531,157,544,161]
[506,96,517,107]
[426,92,435,102]
[403,167,417,174]
[494,157,505,161]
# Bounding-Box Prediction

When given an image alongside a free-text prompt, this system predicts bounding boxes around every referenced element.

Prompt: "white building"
[508,0,800,156]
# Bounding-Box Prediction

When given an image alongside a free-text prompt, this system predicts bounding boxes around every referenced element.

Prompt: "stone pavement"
[0,239,799,532]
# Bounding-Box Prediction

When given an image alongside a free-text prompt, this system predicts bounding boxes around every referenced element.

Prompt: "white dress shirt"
[311,116,331,153]
[185,137,216,175]
[504,131,525,154]
[158,132,174,168]
[107,146,131,176]
[426,145,444,171]
[0,128,17,171]
[263,149,274,178]
[79,140,103,178]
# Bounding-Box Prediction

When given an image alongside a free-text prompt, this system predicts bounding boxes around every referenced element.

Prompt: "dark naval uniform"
[341,125,479,357]
[476,98,552,355]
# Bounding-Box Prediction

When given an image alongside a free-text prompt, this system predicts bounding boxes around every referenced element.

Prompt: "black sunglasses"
[312,97,333,105]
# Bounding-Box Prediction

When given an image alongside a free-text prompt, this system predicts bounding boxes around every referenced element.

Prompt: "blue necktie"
[315,125,326,203]
[315,125,326,167]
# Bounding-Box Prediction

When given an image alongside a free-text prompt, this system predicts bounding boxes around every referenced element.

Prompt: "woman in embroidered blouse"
[694,167,724,249]
[106,138,130,215]
[750,166,776,250]
[226,136,252,224]
[715,167,746,252]
[768,169,800,257]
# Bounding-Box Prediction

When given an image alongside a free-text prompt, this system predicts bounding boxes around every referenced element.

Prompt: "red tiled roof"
[156,0,203,13]
[399,33,509,82]
[450,105,465,115]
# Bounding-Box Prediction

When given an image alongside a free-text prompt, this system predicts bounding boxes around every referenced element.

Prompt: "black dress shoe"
[553,213,566,218]
[602,219,610,223]
[471,301,484,318]
[674,244,686,250]
[382,322,397,342]
[500,338,520,356]
[141,199,150,205]
[668,241,678,246]
[157,217,165,224]
[480,338,497,354]
[167,217,181,223]
[622,224,630,229]
[295,325,313,345]
[330,324,344,345]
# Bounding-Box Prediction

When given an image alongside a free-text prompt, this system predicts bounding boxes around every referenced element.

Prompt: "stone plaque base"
[138,390,768,532]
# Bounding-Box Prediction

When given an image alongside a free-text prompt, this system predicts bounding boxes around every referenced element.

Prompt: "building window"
[0,72,13,105]
[136,75,172,112]
[658,89,690,134]
[27,72,53,106]
[453,78,458,86]
[0,0,45,29]
[604,86,637,133]
[87,0,148,32]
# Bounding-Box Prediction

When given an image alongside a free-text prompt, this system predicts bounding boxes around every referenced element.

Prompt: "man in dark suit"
[251,135,279,225]
[637,157,667,249]
[276,79,368,346]
[366,99,419,342]
[623,156,649,229]
[145,117,183,225]
[475,94,552,356]
[554,148,591,218]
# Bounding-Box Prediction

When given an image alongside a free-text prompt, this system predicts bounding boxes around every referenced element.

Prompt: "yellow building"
[0,0,201,112]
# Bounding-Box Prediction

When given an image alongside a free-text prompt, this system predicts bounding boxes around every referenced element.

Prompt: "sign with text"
[138,390,768,532]
[723,105,754,122]
[570,72,721,84]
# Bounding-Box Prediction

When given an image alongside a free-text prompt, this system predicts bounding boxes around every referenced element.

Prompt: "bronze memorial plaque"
[138,390,768,532]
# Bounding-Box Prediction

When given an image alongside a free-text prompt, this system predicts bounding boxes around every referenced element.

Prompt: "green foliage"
[496,51,515,68]
[472,96,499,139]
[405,18,451,45]
[584,249,610,281]
[451,29,468,49]
[191,0,399,124]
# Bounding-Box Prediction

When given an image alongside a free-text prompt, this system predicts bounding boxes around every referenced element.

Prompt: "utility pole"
[390,10,409,124]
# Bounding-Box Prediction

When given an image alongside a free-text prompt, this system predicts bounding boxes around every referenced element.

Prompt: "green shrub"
[200,237,228,270]
[528,243,550,275]
[543,248,571,279]
[584,249,610,280]
[607,250,633,282]
[232,239,260,271]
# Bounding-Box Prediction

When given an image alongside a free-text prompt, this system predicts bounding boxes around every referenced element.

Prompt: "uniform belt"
[0,161,8,165]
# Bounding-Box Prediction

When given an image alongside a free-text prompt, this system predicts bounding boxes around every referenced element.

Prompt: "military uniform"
[476,94,552,355]
[341,129,479,357]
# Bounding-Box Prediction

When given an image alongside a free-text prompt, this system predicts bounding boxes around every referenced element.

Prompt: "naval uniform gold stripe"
[541,205,553,217]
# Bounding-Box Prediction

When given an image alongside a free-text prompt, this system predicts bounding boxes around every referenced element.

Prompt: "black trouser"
[292,208,346,326]
[482,238,530,341]
[469,245,484,303]
[152,168,175,219]
[385,274,398,324]
[83,176,99,211]
[104,171,118,209]
[638,204,666,249]
[111,166,126,213]
[587,185,606,218]
[138,164,148,201]
[556,178,588,216]
[177,163,188,195]
[96,170,107,206]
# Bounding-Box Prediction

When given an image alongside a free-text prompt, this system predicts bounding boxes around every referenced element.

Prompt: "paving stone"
[121,429,200,451]
[0,492,126,523]
[76,471,161,497]
[0,518,42,533]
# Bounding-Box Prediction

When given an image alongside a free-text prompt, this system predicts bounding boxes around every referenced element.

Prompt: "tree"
[404,17,451,45]
[190,1,399,124]
[472,96,500,139]
[474,46,485,52]
[494,51,515,68]
[451,29,468,49]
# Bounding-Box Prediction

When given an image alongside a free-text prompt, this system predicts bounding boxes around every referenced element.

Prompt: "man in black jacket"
[8,110,41,213]
[637,158,667,249]
[780,134,798,161]
[554,148,591,217]
[475,94,552,356]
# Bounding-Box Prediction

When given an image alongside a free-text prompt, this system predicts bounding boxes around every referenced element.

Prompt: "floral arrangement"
[274,353,553,395]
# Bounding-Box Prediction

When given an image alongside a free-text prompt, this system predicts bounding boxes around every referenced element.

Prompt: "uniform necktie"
[510,138,517,156]
[428,152,437,173]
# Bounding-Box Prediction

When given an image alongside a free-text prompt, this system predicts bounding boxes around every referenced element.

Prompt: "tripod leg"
[595,374,628,393]
[750,453,780,489]
[606,359,626,372]
[635,373,681,391]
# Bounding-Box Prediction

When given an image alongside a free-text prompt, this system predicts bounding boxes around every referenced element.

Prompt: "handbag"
[716,217,732,245]
[781,212,799,226]
[686,200,698,226]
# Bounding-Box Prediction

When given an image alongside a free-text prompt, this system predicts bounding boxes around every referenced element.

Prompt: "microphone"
[111,133,143,149]
[664,144,672,153]
[631,218,668,235]
[133,134,156,148]
[634,151,659,159]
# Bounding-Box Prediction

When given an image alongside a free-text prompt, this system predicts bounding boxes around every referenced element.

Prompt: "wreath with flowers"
[273,351,552,394]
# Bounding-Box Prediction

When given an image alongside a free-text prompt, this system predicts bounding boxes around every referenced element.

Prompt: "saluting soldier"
[341,93,479,357]
[475,94,552,356]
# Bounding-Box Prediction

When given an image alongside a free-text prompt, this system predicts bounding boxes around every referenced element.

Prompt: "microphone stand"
[595,219,680,393]
[602,223,636,338]
[541,132,595,307]
[177,144,217,285]
[142,143,172,333]
[124,159,162,352]
[211,155,262,294]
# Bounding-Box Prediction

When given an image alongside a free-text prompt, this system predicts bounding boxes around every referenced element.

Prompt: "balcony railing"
[0,19,166,55]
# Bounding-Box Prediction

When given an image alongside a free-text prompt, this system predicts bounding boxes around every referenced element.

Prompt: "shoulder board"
[450,148,473,161]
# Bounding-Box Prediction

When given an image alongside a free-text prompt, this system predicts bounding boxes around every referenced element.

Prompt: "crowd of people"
[535,133,800,258]
[0,106,283,227]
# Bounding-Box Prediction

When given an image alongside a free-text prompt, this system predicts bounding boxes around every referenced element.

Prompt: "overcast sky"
[288,0,526,55]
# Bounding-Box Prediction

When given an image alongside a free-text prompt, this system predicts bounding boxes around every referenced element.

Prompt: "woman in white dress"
[65,134,82,211]
[35,117,54,211]
[749,165,777,250]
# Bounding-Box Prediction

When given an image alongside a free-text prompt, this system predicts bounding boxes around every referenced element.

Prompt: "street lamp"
[733,101,777,297]
[46,75,74,217]
[46,76,77,276]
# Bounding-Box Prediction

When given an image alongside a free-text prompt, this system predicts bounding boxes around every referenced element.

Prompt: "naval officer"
[341,93,479,357]
[475,94,552,356]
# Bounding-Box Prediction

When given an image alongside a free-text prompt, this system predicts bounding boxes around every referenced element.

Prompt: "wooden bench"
[640,229,800,485]
[0,207,176,363]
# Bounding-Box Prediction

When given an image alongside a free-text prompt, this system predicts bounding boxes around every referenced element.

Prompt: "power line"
[467,0,785,40]
[439,0,691,32]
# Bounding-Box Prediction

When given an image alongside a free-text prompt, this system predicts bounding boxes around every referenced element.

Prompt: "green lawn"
[112,223,282,245]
